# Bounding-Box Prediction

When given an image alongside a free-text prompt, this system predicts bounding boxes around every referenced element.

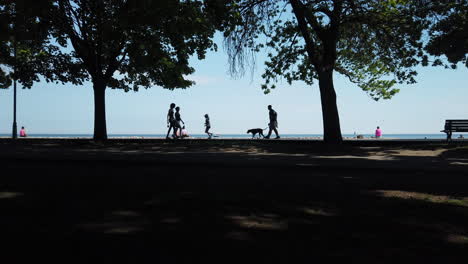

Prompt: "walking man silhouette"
[166,103,176,139]
[265,105,280,139]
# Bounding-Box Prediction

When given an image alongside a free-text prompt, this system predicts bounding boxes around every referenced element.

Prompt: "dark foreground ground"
[1,139,468,263]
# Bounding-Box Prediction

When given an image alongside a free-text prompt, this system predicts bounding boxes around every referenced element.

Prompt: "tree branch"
[58,0,96,78]
[289,0,320,67]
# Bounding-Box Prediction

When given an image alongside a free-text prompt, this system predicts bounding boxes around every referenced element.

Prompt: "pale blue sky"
[1,35,467,135]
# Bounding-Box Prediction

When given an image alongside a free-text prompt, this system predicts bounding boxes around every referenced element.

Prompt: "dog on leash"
[247,128,266,139]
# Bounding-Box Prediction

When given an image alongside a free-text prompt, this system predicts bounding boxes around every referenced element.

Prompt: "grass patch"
[374,190,468,207]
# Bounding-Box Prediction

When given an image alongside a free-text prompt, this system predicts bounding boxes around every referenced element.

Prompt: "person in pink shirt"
[19,126,27,137]
[375,126,382,138]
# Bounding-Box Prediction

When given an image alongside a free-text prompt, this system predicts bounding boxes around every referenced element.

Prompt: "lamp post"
[12,38,17,139]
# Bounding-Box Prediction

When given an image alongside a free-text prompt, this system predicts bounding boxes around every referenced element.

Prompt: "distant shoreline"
[0,136,463,142]
[0,133,456,140]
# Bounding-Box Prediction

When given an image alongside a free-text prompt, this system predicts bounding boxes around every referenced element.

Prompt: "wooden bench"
[441,120,468,140]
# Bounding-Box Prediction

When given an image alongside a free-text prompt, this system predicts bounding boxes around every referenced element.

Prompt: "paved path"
[2,138,467,172]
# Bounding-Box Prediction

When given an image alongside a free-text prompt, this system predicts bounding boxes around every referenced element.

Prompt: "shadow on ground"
[1,140,467,263]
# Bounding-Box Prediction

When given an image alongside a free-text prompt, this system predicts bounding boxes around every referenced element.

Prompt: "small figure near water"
[166,103,176,139]
[204,114,213,139]
[375,126,382,138]
[19,126,27,138]
[265,105,280,139]
[458,134,465,139]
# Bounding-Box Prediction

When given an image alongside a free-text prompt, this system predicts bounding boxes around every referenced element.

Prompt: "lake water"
[0,133,454,139]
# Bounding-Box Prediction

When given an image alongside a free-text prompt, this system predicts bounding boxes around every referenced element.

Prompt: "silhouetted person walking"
[265,105,280,139]
[166,103,176,139]
[175,106,185,138]
[204,114,213,139]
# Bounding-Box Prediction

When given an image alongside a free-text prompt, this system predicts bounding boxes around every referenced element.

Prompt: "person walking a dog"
[265,105,280,139]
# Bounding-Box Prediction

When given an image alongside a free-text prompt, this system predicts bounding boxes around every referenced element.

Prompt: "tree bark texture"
[93,79,107,141]
[290,0,343,143]
[318,69,343,144]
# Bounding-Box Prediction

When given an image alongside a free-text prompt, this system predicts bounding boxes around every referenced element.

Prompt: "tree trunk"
[318,69,342,144]
[93,79,107,141]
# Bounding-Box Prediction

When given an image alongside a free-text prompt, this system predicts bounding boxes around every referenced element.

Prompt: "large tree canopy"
[423,0,468,68]
[223,0,439,143]
[52,0,225,140]
[0,0,63,89]
[1,0,225,140]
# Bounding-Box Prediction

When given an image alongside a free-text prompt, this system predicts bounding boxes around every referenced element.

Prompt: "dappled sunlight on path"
[1,139,468,262]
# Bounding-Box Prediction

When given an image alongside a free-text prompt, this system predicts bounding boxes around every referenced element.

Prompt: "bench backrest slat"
[444,119,468,132]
